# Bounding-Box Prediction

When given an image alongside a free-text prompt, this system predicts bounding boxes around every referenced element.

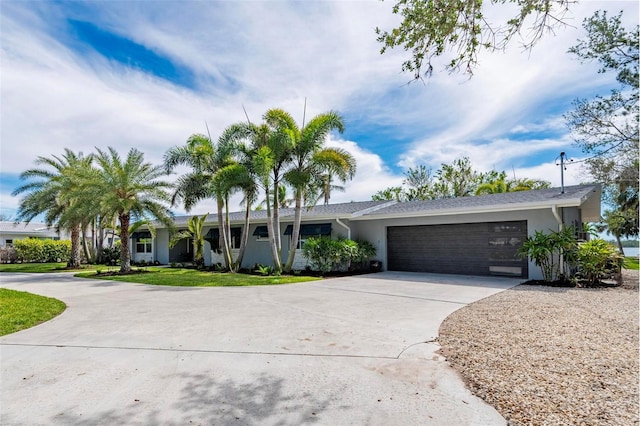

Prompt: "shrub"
[256,264,279,276]
[0,246,17,263]
[101,246,121,266]
[577,239,623,286]
[519,227,578,282]
[302,237,377,274]
[13,239,71,263]
[302,237,344,274]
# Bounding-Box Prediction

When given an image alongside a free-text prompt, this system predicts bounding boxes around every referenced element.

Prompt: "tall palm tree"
[217,120,285,271]
[164,133,239,270]
[92,147,173,273]
[12,149,94,268]
[281,109,356,272]
[261,109,298,270]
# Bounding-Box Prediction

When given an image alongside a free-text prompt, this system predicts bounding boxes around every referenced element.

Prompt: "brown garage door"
[387,221,528,277]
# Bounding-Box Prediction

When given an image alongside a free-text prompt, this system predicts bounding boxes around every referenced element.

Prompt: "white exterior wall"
[210,248,239,266]
[351,208,564,280]
[155,229,170,264]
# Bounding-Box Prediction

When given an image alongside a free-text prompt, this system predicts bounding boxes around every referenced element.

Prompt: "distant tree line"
[372,157,550,202]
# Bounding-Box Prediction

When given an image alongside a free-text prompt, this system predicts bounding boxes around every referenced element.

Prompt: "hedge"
[13,239,71,263]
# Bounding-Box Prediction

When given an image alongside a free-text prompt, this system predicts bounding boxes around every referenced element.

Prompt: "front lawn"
[0,262,93,273]
[0,288,66,336]
[75,267,322,287]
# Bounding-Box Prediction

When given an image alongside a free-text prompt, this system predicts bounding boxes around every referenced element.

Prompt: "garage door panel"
[387,221,527,277]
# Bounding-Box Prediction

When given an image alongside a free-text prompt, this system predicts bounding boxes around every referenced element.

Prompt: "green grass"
[75,267,322,287]
[623,256,639,270]
[0,262,95,273]
[0,288,66,336]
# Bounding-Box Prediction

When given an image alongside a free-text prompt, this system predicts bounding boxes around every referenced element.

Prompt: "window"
[206,228,242,248]
[136,237,152,253]
[284,223,332,249]
[5,239,13,247]
[252,226,269,241]
[133,231,153,253]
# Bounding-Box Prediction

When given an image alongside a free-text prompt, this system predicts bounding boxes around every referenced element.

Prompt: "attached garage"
[387,221,528,277]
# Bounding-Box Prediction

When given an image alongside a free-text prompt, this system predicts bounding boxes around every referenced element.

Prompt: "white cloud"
[326,137,404,203]
[1,0,637,217]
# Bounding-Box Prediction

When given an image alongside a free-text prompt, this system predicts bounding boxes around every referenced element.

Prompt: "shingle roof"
[0,221,60,235]
[171,200,393,226]
[357,185,600,218]
[167,185,601,227]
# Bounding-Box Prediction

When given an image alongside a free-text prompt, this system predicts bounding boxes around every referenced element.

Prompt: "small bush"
[577,239,623,286]
[0,246,17,263]
[101,246,121,266]
[256,264,274,276]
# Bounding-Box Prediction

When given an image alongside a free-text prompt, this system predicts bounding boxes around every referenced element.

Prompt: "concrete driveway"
[1,271,519,425]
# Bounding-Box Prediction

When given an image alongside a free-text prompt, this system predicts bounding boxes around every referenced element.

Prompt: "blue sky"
[1,0,638,218]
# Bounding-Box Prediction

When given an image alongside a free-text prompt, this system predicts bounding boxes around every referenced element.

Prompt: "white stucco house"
[0,222,69,247]
[130,184,601,280]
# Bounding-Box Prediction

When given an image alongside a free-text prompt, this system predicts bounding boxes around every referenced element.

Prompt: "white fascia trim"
[349,199,586,221]
[335,218,351,239]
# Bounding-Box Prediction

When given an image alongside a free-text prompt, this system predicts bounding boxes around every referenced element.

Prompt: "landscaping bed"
[75,267,322,287]
[438,269,639,425]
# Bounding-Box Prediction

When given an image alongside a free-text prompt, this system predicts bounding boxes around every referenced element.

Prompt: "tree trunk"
[217,197,232,270]
[615,235,624,254]
[284,191,303,272]
[235,201,251,271]
[96,224,105,264]
[272,176,281,254]
[119,212,131,273]
[265,186,282,271]
[67,223,82,268]
[81,226,92,263]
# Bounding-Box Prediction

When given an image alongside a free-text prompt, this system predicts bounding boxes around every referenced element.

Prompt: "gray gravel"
[439,269,639,425]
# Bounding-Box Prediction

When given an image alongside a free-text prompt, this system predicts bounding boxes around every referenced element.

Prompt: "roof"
[0,222,61,236]
[167,185,601,227]
[355,184,602,222]
[171,200,394,226]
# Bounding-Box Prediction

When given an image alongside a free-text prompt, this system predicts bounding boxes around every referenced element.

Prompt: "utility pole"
[556,152,573,194]
[559,151,566,194]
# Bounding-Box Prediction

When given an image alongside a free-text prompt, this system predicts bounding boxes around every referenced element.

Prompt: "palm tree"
[169,213,208,266]
[257,184,294,209]
[281,109,356,272]
[261,109,298,270]
[12,149,94,268]
[164,133,236,269]
[308,172,346,206]
[217,120,285,271]
[92,147,173,273]
[475,178,510,195]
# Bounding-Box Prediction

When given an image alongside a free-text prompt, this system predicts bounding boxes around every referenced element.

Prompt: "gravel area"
[439,269,639,425]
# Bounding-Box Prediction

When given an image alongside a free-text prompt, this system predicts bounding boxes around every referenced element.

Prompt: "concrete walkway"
[1,271,520,425]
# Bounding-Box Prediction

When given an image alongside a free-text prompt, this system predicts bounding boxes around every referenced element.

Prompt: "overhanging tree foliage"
[565,10,639,240]
[376,0,573,79]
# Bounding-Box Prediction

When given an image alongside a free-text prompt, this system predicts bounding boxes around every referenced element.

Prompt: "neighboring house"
[0,222,69,246]
[131,184,601,280]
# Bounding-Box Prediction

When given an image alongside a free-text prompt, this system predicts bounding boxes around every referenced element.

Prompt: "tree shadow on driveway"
[48,372,338,425]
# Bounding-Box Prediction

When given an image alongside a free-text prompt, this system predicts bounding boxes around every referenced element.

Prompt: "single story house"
[0,222,69,247]
[130,184,601,280]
